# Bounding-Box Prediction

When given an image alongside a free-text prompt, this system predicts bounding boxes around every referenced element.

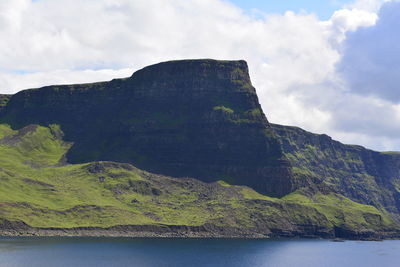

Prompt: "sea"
[0,237,399,267]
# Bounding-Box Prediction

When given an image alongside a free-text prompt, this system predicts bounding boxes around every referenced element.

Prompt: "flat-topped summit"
[129,59,253,92]
[0,59,293,197]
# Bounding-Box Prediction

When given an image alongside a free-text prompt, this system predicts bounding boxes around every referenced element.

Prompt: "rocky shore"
[1,220,399,241]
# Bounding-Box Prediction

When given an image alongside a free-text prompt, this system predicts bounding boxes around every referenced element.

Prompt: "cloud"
[0,0,399,151]
[328,8,377,43]
[338,1,400,102]
[0,0,340,100]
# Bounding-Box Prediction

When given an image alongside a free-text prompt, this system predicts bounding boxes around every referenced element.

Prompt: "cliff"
[0,59,399,238]
[0,60,293,197]
[272,124,400,218]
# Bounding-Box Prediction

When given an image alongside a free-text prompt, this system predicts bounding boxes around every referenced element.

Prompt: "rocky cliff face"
[0,60,293,197]
[1,59,399,218]
[272,124,400,217]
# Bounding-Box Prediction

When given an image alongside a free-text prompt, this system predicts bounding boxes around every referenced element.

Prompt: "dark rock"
[87,162,135,174]
[0,59,293,197]
[151,188,162,196]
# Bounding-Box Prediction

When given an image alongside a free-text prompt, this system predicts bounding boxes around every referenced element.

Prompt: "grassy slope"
[0,124,397,233]
[271,123,400,217]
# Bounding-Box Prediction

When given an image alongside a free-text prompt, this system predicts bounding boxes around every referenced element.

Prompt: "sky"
[0,0,399,151]
[228,0,352,19]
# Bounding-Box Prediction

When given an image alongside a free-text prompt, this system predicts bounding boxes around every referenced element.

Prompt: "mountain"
[0,59,399,239]
[0,60,293,197]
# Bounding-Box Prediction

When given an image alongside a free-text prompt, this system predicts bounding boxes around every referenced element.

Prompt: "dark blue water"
[0,237,399,267]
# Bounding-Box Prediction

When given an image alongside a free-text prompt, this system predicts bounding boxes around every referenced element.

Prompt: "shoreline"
[1,220,399,241]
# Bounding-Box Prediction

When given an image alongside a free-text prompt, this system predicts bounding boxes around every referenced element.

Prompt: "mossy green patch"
[0,125,71,166]
[240,187,276,201]
[213,105,234,114]
[0,124,16,139]
[217,180,231,187]
[283,190,394,228]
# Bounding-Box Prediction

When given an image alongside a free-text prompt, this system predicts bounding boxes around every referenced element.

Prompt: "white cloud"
[338,1,400,102]
[327,8,377,44]
[0,0,399,151]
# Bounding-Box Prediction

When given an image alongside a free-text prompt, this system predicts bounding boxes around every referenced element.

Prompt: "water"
[0,237,399,267]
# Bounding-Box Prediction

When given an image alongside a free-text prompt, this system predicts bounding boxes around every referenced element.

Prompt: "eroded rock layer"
[0,60,293,197]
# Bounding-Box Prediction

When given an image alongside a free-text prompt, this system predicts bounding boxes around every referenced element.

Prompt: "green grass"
[283,190,394,228]
[217,180,231,187]
[0,124,16,139]
[240,187,276,201]
[213,105,234,114]
[0,123,397,232]
[272,123,400,219]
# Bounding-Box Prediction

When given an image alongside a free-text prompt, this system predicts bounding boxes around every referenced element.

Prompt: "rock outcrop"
[272,124,400,218]
[0,60,293,197]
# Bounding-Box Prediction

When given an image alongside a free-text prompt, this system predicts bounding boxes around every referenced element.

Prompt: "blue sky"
[228,0,353,19]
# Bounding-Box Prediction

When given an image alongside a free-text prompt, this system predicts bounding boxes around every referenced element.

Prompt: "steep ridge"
[272,124,400,219]
[0,60,293,197]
